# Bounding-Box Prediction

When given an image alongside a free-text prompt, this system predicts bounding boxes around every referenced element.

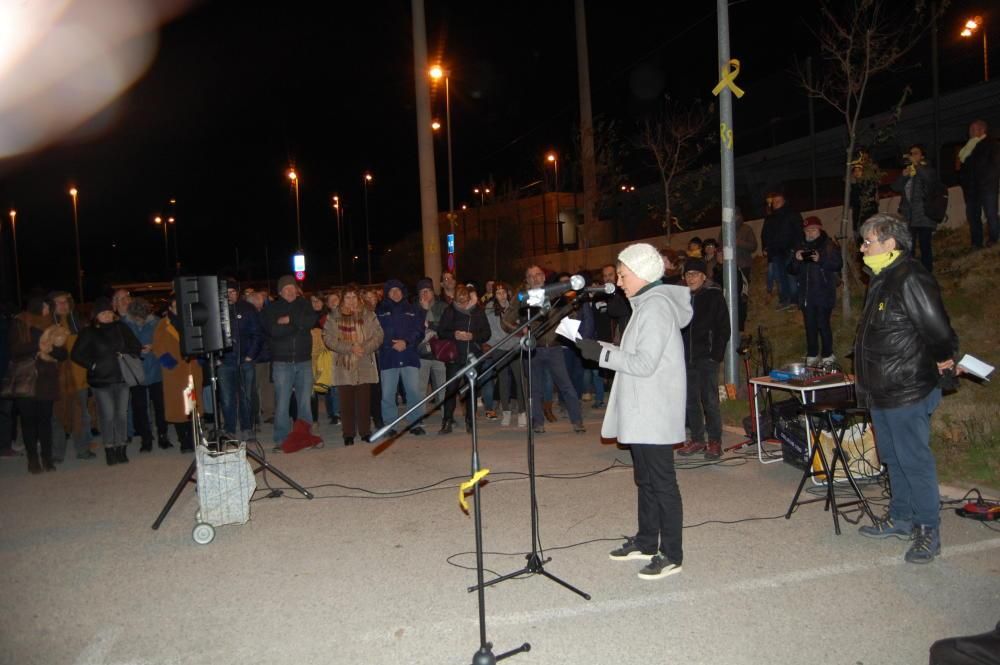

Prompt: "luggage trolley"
[190,412,256,545]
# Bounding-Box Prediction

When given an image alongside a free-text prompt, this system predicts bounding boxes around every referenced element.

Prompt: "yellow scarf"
[863,250,901,275]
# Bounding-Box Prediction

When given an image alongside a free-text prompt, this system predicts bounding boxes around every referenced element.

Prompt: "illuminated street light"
[431,120,441,131]
[961,15,989,82]
[429,64,455,229]
[546,151,562,249]
[363,173,373,283]
[69,187,83,300]
[153,215,170,274]
[288,168,302,251]
[332,194,344,283]
[9,209,20,307]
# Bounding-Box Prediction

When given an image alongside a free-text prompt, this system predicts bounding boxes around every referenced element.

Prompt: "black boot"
[116,445,129,464]
[343,436,354,446]
[27,454,42,474]
[42,456,56,472]
[105,448,118,466]
[158,436,174,450]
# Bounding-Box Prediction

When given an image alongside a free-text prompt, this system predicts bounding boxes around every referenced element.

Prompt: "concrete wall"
[519,185,968,276]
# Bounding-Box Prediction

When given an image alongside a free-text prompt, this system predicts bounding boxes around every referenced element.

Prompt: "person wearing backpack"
[893,143,943,272]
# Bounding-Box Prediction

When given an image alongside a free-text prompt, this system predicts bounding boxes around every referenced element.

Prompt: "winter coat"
[438,302,491,364]
[760,205,804,255]
[854,254,958,410]
[959,136,1000,197]
[376,280,424,370]
[152,316,203,423]
[323,309,383,386]
[417,298,447,360]
[262,296,317,364]
[124,314,163,385]
[892,165,941,229]
[9,313,67,401]
[681,283,730,364]
[787,231,843,309]
[71,320,141,388]
[222,299,263,366]
[598,282,693,445]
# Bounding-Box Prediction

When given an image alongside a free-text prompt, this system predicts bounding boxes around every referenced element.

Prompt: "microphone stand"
[466,299,590,601]
[371,314,540,664]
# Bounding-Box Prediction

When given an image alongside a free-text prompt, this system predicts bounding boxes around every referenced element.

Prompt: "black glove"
[576,338,602,362]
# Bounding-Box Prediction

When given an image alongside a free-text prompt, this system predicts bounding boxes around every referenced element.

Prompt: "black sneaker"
[608,537,655,561]
[905,525,941,564]
[858,515,914,540]
[638,555,682,580]
[410,426,427,436]
[438,420,454,435]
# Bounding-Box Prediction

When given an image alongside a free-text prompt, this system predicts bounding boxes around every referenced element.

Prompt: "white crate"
[195,441,256,528]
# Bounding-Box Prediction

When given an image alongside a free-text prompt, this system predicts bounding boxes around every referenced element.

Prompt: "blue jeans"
[325,387,339,420]
[562,346,585,398]
[217,362,257,434]
[380,366,423,427]
[770,250,797,304]
[965,186,1000,247]
[529,346,582,427]
[94,383,130,448]
[272,361,313,443]
[870,389,942,528]
[584,368,605,404]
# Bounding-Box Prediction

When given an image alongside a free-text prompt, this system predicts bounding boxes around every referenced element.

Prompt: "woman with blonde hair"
[323,284,383,445]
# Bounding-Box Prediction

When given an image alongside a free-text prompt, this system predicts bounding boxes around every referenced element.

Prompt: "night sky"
[0,0,989,299]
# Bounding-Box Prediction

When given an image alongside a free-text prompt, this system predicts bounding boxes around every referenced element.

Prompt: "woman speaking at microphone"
[576,243,693,580]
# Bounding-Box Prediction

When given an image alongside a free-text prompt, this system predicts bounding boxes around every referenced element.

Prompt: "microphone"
[517,274,587,306]
[578,283,616,298]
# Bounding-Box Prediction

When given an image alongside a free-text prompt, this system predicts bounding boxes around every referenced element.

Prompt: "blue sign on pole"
[447,233,455,254]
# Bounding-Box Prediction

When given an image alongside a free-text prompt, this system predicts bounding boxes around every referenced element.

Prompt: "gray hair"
[127,297,151,320]
[859,212,912,253]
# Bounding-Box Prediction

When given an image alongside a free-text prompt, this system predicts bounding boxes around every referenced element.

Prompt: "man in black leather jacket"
[854,213,959,565]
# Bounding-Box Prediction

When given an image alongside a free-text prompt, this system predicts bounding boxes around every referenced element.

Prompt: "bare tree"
[796,0,941,317]
[636,97,715,243]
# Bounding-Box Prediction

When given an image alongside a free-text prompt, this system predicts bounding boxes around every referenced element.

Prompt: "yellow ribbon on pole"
[459,468,490,512]
[712,59,745,99]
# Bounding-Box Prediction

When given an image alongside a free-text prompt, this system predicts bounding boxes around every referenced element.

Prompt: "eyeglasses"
[861,238,880,247]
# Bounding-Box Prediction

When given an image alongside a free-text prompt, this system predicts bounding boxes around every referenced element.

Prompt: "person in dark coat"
[957,119,1000,248]
[218,280,262,438]
[892,143,940,272]
[436,285,490,434]
[760,190,804,309]
[8,297,68,473]
[676,259,730,461]
[70,297,142,465]
[787,217,842,365]
[375,278,427,438]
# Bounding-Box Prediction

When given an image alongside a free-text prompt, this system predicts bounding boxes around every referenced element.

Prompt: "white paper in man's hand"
[957,354,994,381]
[555,317,582,342]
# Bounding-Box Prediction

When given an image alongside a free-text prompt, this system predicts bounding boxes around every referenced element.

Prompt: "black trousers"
[16,398,54,463]
[630,443,683,563]
[172,421,194,452]
[130,383,168,447]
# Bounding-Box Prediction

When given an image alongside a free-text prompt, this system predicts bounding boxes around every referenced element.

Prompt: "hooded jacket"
[681,282,730,364]
[854,254,958,409]
[598,282,693,445]
[376,279,424,370]
[787,230,843,309]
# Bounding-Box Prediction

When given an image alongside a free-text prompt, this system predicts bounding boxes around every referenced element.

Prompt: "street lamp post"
[363,173,373,284]
[9,209,20,308]
[962,16,990,82]
[288,169,302,250]
[429,66,455,224]
[154,216,169,275]
[332,195,344,284]
[168,198,180,273]
[546,152,562,249]
[69,187,83,301]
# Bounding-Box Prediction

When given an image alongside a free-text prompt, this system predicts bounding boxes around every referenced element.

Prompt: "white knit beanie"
[617,243,665,283]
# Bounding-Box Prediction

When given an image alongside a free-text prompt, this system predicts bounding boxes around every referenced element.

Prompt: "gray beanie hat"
[617,243,665,283]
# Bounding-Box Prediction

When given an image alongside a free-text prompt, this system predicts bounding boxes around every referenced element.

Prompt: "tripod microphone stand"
[372,329,534,664]
[468,300,590,601]
[726,328,774,453]
[151,350,313,531]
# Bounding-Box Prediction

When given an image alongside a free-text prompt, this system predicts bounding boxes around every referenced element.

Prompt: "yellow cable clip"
[712,59,745,99]
[459,468,490,512]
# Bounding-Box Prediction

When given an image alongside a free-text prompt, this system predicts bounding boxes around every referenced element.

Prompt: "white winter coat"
[598,282,693,445]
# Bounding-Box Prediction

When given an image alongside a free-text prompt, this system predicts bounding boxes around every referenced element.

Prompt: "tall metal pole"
[574,0,598,246]
[70,189,83,301]
[411,0,443,292]
[717,0,739,387]
[334,196,344,284]
[931,5,941,169]
[363,174,372,284]
[9,210,20,308]
[293,177,302,251]
[168,198,180,273]
[806,58,817,210]
[445,76,454,217]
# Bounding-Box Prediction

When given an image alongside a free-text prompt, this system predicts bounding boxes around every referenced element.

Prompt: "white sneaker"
[821,354,837,366]
[501,411,512,426]
[517,413,527,428]
[805,356,820,366]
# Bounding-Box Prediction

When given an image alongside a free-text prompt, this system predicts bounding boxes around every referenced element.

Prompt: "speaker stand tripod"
[151,351,312,531]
